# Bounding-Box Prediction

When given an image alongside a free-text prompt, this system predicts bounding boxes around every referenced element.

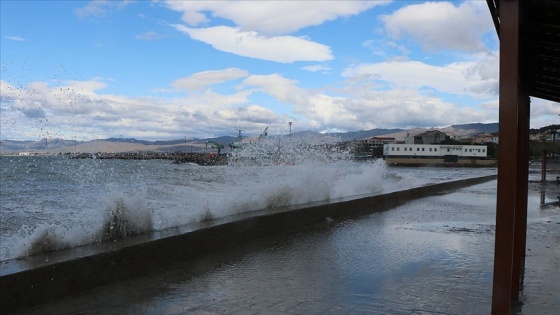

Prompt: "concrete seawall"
[0,175,497,312]
[386,157,497,167]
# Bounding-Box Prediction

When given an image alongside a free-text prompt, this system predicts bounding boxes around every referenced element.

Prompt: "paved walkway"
[15,180,560,315]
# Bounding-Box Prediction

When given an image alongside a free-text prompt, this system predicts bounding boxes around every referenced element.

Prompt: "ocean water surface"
[0,151,497,261]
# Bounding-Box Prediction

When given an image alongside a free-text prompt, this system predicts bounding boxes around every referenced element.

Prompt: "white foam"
[0,142,403,261]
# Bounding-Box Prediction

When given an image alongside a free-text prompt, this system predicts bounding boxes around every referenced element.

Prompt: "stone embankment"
[67,152,228,165]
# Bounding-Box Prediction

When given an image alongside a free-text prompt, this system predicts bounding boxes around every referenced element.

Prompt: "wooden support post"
[511,95,529,300]
[491,0,522,313]
[541,149,547,182]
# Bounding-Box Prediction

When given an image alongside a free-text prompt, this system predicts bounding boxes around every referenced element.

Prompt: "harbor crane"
[258,127,268,141]
[206,141,224,154]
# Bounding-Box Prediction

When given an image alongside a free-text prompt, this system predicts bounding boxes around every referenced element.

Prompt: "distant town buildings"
[353,136,396,155]
[346,128,502,165]
[413,130,448,144]
[472,133,499,144]
[530,129,559,143]
[454,133,499,145]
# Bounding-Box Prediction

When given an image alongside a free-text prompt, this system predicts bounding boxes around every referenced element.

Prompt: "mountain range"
[0,123,500,154]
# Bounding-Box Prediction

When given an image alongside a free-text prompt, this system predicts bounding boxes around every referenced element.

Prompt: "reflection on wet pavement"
[19,180,560,315]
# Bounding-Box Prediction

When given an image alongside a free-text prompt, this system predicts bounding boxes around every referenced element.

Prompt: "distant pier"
[66,152,228,166]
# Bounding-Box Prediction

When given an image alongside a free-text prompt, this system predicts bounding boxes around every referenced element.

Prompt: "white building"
[384,144,487,158]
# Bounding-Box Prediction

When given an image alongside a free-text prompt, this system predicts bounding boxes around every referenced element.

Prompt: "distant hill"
[0,122,503,154]
[0,138,81,152]
[442,123,499,136]
[324,128,404,141]
[530,124,560,135]
[448,123,499,133]
[324,123,499,142]
[101,137,237,147]
[104,138,155,145]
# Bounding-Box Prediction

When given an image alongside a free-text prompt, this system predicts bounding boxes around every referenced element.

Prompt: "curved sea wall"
[0,175,497,312]
[386,157,497,167]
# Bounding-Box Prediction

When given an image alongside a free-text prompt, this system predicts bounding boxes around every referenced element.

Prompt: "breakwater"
[0,175,497,312]
[67,152,228,165]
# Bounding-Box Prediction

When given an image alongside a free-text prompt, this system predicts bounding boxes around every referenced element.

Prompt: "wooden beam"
[510,0,531,298]
[491,0,521,313]
[542,149,548,182]
[511,95,529,300]
[487,0,501,37]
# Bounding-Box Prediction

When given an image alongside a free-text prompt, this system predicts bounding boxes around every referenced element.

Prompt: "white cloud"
[302,94,357,127]
[243,74,310,106]
[237,72,496,132]
[362,39,410,56]
[239,73,494,132]
[382,1,494,52]
[12,100,46,118]
[531,98,560,116]
[135,31,166,41]
[172,68,249,91]
[241,74,360,129]
[342,55,499,98]
[1,78,288,140]
[0,80,21,100]
[172,89,253,111]
[6,36,25,41]
[163,1,388,35]
[323,89,494,131]
[164,1,387,64]
[530,98,560,128]
[169,91,287,137]
[1,68,553,141]
[75,0,133,19]
[173,25,333,63]
[301,64,331,73]
[239,74,353,130]
[216,105,278,124]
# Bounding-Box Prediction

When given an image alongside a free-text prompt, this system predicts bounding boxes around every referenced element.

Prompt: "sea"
[0,148,500,262]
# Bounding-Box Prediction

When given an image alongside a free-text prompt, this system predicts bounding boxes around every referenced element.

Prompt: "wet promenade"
[13,179,560,315]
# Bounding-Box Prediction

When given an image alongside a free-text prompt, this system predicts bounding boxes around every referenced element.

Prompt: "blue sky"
[1,0,558,141]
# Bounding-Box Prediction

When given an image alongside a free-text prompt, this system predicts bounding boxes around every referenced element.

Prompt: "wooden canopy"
[487,0,560,103]
[486,0,559,313]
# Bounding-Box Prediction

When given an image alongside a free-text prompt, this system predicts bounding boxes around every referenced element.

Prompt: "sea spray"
[4,190,154,259]
[332,160,387,198]
[1,149,423,261]
[100,197,153,241]
[264,185,294,209]
[8,222,99,259]
[0,157,157,260]
[228,134,352,167]
[21,224,69,256]
[197,203,214,222]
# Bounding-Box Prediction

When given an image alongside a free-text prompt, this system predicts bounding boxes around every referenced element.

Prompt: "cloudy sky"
[1,0,558,141]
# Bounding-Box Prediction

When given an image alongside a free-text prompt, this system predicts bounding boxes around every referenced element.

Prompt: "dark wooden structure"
[486,0,560,313]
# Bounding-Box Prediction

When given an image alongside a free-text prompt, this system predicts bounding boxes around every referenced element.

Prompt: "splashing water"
[0,142,495,261]
[228,134,349,166]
